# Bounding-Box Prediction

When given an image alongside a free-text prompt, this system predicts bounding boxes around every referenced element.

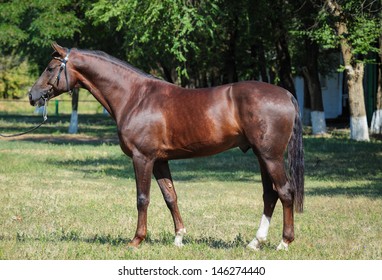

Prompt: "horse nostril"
[28,92,35,106]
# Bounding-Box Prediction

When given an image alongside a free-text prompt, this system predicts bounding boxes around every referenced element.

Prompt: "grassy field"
[0,114,381,260]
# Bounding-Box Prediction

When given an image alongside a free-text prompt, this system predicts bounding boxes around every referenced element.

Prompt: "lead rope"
[0,98,48,138]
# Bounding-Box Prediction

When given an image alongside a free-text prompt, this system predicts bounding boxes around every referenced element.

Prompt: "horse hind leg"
[262,157,295,251]
[153,161,186,247]
[248,159,279,250]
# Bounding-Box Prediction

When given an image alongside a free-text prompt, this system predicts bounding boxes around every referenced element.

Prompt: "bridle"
[0,50,71,138]
[45,48,72,99]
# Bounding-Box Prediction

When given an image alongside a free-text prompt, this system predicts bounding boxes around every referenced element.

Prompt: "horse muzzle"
[28,88,52,107]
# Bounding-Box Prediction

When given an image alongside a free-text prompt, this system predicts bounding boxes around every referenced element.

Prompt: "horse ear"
[51,42,66,58]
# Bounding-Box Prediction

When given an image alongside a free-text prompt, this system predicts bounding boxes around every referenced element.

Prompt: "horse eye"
[46,67,53,73]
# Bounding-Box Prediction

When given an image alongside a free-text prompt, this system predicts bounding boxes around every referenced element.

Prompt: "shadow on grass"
[304,137,382,198]
[183,235,247,249]
[0,114,117,142]
[306,181,382,198]
[12,230,249,249]
[145,232,248,249]
[304,137,382,180]
[12,230,129,247]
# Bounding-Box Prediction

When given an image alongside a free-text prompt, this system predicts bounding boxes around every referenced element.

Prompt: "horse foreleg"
[128,155,154,248]
[248,161,279,250]
[153,161,186,247]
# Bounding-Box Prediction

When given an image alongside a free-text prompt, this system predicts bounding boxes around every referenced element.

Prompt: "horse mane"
[79,49,157,80]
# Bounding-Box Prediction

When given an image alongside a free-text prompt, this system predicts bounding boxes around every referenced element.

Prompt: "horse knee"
[137,194,150,209]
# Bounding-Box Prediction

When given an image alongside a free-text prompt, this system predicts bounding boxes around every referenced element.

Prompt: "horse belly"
[162,119,245,159]
[164,136,242,159]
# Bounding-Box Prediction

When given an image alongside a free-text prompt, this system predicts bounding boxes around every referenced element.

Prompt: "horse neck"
[73,51,152,122]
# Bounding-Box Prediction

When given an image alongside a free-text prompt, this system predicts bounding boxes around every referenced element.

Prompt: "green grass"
[0,115,381,260]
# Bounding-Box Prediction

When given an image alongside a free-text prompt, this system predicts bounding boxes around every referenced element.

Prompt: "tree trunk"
[327,0,369,141]
[268,0,295,96]
[346,63,369,141]
[3,82,9,99]
[275,30,296,97]
[251,42,268,83]
[302,39,327,135]
[223,17,238,84]
[371,35,382,135]
[303,77,312,126]
[68,88,79,134]
[160,62,174,84]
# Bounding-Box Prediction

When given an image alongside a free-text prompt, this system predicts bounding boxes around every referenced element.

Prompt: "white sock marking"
[276,240,289,251]
[256,214,271,242]
[174,228,186,247]
[247,214,271,251]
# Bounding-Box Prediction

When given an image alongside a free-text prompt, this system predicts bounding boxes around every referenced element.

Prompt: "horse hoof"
[174,228,186,247]
[247,238,262,251]
[127,245,139,252]
[127,241,140,251]
[276,240,289,251]
[174,241,184,248]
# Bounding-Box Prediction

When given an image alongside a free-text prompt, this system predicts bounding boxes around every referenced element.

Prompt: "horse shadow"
[85,233,250,250]
[12,231,248,250]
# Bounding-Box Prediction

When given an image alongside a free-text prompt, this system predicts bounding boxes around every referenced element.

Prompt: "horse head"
[29,43,77,107]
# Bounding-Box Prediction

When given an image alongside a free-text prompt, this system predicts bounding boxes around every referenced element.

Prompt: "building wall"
[294,71,344,119]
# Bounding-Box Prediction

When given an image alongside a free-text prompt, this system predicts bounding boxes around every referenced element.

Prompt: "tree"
[301,39,327,135]
[292,0,327,135]
[0,54,37,99]
[87,0,218,83]
[269,0,296,97]
[68,88,79,134]
[247,0,274,83]
[371,35,382,135]
[325,0,380,141]
[0,0,83,66]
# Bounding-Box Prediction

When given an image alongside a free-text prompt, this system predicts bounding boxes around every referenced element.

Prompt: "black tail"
[288,96,305,213]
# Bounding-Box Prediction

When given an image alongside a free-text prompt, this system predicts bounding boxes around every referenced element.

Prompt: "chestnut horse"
[29,43,304,250]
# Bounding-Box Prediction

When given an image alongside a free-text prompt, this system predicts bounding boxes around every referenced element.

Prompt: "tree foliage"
[0,54,37,99]
[318,0,380,65]
[0,0,380,114]
[87,0,219,80]
[0,0,82,47]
